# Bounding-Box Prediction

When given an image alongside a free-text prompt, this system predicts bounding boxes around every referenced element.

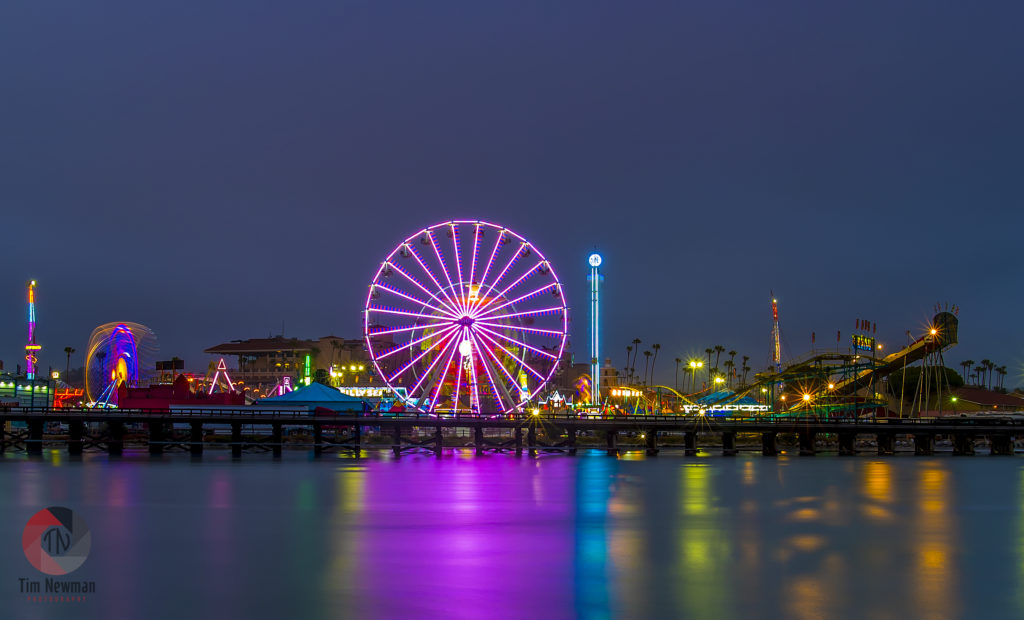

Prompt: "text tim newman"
[19,577,96,594]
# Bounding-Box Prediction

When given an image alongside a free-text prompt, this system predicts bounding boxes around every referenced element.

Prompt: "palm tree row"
[623,339,753,392]
[959,359,1009,390]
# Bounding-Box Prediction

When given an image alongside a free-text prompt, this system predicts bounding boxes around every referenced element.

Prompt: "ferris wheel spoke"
[408,243,462,315]
[474,321,565,337]
[474,329,547,382]
[466,224,482,300]
[473,283,559,320]
[367,321,453,337]
[375,324,459,361]
[475,305,565,323]
[468,244,524,317]
[452,338,465,412]
[387,327,459,385]
[473,228,505,308]
[373,283,455,318]
[385,261,461,316]
[368,307,456,322]
[472,261,543,316]
[449,223,467,315]
[474,324,558,360]
[427,229,462,314]
[470,331,522,412]
[406,332,460,398]
[424,331,461,413]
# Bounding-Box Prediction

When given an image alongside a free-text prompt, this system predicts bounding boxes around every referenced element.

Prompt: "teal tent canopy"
[256,382,368,412]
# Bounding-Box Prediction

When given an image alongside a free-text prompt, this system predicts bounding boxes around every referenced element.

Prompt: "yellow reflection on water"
[912,461,957,618]
[862,461,893,504]
[677,464,732,619]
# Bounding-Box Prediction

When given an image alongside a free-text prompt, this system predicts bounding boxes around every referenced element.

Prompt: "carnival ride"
[364,220,568,414]
[597,312,959,419]
[84,322,158,408]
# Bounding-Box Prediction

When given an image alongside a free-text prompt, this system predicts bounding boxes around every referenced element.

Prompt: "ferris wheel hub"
[456,315,475,327]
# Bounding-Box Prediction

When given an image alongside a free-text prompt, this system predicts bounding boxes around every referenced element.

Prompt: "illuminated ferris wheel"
[364,220,568,414]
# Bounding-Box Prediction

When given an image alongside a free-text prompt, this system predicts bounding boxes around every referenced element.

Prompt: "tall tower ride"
[771,293,781,373]
[588,253,603,406]
[25,280,40,379]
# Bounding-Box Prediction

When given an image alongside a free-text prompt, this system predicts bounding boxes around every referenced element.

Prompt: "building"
[0,374,54,408]
[204,336,376,393]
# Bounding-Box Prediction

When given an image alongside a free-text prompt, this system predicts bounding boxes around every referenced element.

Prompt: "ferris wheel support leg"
[434,426,443,457]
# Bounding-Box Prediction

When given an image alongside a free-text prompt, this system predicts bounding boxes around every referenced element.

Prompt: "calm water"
[2,449,1023,619]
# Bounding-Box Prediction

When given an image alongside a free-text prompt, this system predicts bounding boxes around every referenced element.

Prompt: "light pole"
[688,360,703,392]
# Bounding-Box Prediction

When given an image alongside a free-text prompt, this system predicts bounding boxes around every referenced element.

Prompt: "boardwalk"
[2,407,1022,458]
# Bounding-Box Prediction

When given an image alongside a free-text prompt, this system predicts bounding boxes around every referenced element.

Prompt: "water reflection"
[0,452,1021,618]
[912,462,957,618]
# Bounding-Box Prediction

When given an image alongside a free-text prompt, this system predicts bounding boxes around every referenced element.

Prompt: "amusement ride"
[84,322,158,408]
[364,220,568,413]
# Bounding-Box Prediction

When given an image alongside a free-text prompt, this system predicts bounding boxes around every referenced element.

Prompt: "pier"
[2,407,1022,458]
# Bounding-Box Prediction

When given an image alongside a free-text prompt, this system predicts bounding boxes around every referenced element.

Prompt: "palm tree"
[987,360,997,390]
[979,360,991,388]
[960,360,971,383]
[713,345,725,372]
[642,351,652,385]
[741,355,750,385]
[674,357,682,390]
[728,350,737,372]
[625,346,633,380]
[631,339,642,381]
[997,365,1008,389]
[705,348,713,389]
[723,360,735,387]
[651,344,661,385]
[963,360,975,385]
[63,347,76,383]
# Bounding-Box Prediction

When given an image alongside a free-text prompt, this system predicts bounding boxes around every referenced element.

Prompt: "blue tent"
[255,382,368,412]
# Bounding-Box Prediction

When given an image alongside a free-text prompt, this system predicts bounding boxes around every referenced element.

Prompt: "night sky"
[2,1,1021,386]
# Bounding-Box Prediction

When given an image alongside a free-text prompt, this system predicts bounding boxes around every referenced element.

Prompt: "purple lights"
[365,220,568,413]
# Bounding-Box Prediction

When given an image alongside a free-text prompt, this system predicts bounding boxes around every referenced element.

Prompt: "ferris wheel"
[84,322,158,408]
[365,220,568,414]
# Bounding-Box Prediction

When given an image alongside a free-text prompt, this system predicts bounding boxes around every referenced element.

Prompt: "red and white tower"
[771,293,781,373]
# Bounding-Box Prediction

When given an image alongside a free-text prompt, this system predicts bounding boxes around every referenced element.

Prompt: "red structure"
[116,374,244,410]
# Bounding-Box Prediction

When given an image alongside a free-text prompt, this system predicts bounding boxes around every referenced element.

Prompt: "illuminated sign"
[681,404,770,414]
[338,386,408,399]
[852,334,875,352]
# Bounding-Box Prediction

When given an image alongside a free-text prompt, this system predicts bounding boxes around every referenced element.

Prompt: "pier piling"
[722,431,737,456]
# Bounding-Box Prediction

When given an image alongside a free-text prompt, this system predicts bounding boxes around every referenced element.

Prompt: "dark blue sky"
[2,0,1021,386]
